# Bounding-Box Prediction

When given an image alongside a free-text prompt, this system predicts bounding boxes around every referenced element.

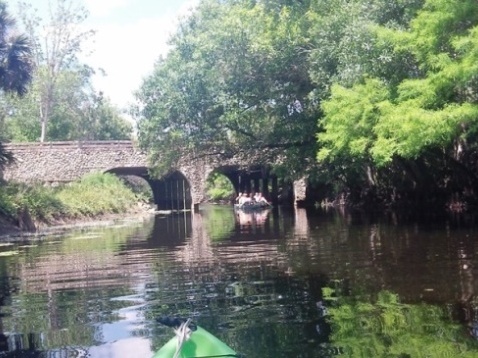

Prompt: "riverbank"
[0,172,156,240]
[0,202,157,240]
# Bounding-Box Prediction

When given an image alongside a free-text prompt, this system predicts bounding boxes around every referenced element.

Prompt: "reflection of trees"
[203,205,236,240]
[0,258,15,355]
[146,208,330,355]
[147,263,330,356]
[283,208,478,311]
[0,223,150,355]
[3,207,478,356]
[122,209,478,355]
[324,289,478,357]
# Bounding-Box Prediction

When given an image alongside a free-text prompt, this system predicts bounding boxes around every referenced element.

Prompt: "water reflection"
[1,207,478,356]
[235,208,271,230]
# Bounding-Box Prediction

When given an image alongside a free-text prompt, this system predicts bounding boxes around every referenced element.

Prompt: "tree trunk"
[40,118,46,142]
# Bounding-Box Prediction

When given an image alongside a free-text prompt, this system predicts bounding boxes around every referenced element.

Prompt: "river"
[1,205,478,357]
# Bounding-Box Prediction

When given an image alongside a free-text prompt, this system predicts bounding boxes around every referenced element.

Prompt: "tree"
[135,0,316,178]
[16,0,95,142]
[136,0,478,208]
[0,2,33,96]
[3,75,132,141]
[316,0,478,207]
[72,92,132,141]
[307,0,423,90]
[0,0,33,170]
[2,0,132,142]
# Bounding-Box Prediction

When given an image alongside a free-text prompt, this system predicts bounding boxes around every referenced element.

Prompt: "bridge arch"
[206,164,280,204]
[105,166,192,211]
[152,170,192,211]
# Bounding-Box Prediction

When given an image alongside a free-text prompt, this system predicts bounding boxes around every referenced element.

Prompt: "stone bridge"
[1,141,307,210]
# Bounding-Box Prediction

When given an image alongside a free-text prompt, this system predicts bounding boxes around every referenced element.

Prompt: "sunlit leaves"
[315,0,478,207]
[319,77,478,167]
[318,79,389,162]
[406,0,478,71]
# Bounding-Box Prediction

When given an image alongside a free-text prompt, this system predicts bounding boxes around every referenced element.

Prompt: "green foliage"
[307,0,423,93]
[56,173,138,217]
[0,173,141,223]
[0,1,33,96]
[314,0,478,206]
[324,288,478,357]
[0,1,133,143]
[0,0,33,169]
[133,0,478,207]
[2,68,133,142]
[202,205,236,240]
[318,79,389,163]
[135,0,317,177]
[206,172,234,201]
[12,184,65,221]
[0,182,66,221]
[15,0,97,142]
[319,78,478,167]
[0,184,16,217]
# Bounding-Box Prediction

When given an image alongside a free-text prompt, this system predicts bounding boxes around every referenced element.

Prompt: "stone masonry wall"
[2,141,307,207]
[2,141,148,183]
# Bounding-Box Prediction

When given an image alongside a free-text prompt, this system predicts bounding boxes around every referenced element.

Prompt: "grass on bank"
[0,172,141,224]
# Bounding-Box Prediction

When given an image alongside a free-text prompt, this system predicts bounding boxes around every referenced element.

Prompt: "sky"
[18,0,200,109]
[83,0,200,109]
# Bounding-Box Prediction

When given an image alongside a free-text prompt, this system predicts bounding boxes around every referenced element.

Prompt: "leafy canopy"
[318,0,478,167]
[135,0,316,177]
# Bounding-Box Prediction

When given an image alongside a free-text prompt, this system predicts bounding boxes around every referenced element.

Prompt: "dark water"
[1,205,478,357]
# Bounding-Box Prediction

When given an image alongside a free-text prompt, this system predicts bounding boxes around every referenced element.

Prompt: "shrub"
[0,184,16,217]
[0,182,65,221]
[206,172,234,201]
[0,172,142,224]
[56,172,138,217]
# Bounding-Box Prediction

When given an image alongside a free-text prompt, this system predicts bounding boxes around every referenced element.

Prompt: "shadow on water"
[149,212,193,247]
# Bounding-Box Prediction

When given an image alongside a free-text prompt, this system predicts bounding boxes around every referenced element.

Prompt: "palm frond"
[2,34,34,95]
[0,141,14,170]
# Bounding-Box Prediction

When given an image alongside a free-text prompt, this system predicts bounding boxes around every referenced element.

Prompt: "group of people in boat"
[235,192,271,227]
[235,192,270,206]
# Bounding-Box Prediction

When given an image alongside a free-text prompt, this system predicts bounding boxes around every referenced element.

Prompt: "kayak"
[153,317,240,358]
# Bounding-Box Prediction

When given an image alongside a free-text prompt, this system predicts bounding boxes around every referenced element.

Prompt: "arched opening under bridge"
[105,167,192,211]
[211,165,283,205]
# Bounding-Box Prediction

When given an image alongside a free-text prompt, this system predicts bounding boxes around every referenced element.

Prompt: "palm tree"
[0,2,33,96]
[0,1,33,170]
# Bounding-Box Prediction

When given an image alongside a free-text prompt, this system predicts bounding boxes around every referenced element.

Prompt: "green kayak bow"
[153,317,240,358]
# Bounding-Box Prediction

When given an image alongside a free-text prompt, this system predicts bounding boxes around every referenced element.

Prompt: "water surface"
[1,205,478,357]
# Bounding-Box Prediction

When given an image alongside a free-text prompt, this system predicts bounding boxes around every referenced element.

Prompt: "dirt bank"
[0,203,157,240]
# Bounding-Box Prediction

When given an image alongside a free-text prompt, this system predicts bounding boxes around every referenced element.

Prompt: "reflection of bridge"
[1,141,308,210]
